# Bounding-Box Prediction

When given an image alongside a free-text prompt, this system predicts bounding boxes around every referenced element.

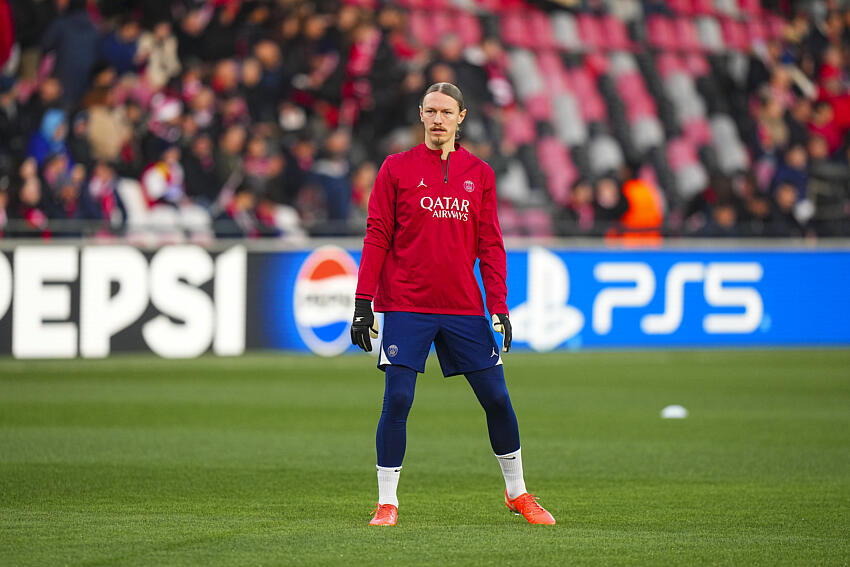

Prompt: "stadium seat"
[647,16,677,51]
[499,11,531,48]
[525,92,553,121]
[588,134,625,175]
[453,10,483,46]
[609,51,638,77]
[631,115,665,153]
[408,11,435,49]
[675,162,709,198]
[536,143,576,206]
[720,17,749,52]
[497,158,533,204]
[696,17,725,52]
[577,14,605,52]
[501,107,537,147]
[656,52,685,78]
[682,116,714,147]
[527,10,559,50]
[710,114,750,173]
[508,49,545,100]
[601,15,634,51]
[552,92,588,147]
[714,0,740,19]
[552,12,583,52]
[674,17,703,52]
[536,50,568,93]
[564,67,608,123]
[523,207,555,236]
[684,53,711,77]
[738,0,762,18]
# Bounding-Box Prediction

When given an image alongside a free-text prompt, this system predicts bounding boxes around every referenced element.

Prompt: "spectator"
[769,183,807,237]
[7,159,49,238]
[809,100,843,156]
[26,108,71,167]
[100,18,143,76]
[555,178,595,236]
[80,161,126,235]
[772,144,809,197]
[85,86,132,164]
[312,129,352,234]
[693,202,742,238]
[136,20,181,90]
[40,0,99,104]
[594,176,628,235]
[182,133,223,209]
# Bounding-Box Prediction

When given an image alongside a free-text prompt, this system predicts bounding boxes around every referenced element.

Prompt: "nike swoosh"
[501,456,516,460]
[355,317,363,322]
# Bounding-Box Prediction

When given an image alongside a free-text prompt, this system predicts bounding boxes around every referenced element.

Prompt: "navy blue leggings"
[376,364,520,467]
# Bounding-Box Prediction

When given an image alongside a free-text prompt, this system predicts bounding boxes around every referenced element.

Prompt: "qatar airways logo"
[420,196,470,221]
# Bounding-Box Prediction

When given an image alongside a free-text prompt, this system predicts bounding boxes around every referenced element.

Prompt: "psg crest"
[463,180,474,192]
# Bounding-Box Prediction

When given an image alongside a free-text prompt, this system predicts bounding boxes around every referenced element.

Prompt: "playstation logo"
[510,247,585,352]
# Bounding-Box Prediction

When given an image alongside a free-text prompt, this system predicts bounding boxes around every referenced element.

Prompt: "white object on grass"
[661,405,689,419]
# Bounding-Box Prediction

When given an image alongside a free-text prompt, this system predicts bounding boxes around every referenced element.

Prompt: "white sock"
[496,448,527,500]
[376,465,401,507]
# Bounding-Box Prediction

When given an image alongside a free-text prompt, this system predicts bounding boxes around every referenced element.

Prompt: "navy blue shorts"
[378,312,503,377]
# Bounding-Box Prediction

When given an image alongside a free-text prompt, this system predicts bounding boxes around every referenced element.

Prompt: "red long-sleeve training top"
[355,142,508,317]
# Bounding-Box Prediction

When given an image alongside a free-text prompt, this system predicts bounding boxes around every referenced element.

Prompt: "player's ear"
[457,108,467,124]
[419,105,424,122]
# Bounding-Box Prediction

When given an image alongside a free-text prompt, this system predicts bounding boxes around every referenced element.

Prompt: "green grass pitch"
[1,350,848,566]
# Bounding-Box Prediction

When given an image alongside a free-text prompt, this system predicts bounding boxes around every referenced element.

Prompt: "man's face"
[420,91,465,148]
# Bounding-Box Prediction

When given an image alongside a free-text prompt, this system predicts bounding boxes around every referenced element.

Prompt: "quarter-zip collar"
[419,142,463,184]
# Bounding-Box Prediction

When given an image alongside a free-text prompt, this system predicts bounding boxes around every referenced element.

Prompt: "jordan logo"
[490,348,498,358]
[417,178,428,189]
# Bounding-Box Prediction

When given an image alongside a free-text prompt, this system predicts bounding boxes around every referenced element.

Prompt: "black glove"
[351,298,379,352]
[491,313,512,352]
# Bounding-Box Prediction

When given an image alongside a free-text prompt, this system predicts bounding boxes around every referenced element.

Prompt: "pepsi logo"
[463,180,474,192]
[293,246,358,356]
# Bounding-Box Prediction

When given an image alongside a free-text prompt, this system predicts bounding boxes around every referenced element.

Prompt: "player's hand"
[351,298,379,352]
[491,313,512,352]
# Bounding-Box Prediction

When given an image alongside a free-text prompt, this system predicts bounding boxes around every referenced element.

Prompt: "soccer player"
[351,82,555,527]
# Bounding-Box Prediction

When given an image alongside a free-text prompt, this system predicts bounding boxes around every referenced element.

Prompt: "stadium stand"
[0,0,848,240]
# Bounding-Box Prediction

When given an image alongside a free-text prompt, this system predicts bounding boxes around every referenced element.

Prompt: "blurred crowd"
[0,0,848,241]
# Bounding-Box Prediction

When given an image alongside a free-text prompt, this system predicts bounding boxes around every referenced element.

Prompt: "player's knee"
[386,389,414,416]
[481,390,512,416]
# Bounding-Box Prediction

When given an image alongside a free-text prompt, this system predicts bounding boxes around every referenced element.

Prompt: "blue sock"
[465,365,521,455]
[376,365,417,468]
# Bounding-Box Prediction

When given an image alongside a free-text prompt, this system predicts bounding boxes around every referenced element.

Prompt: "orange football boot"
[505,491,556,525]
[369,503,398,526]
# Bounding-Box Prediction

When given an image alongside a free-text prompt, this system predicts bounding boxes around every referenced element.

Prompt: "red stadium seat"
[684,53,711,76]
[537,50,567,93]
[601,15,634,51]
[667,0,693,16]
[500,11,532,48]
[523,208,555,237]
[453,11,483,47]
[738,0,762,18]
[647,16,677,51]
[720,17,749,51]
[502,107,537,147]
[525,93,553,121]
[746,20,768,45]
[666,137,700,171]
[682,116,714,147]
[577,14,605,51]
[408,10,435,49]
[691,0,717,15]
[527,10,558,50]
[537,137,577,206]
[656,52,685,78]
[674,17,703,52]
